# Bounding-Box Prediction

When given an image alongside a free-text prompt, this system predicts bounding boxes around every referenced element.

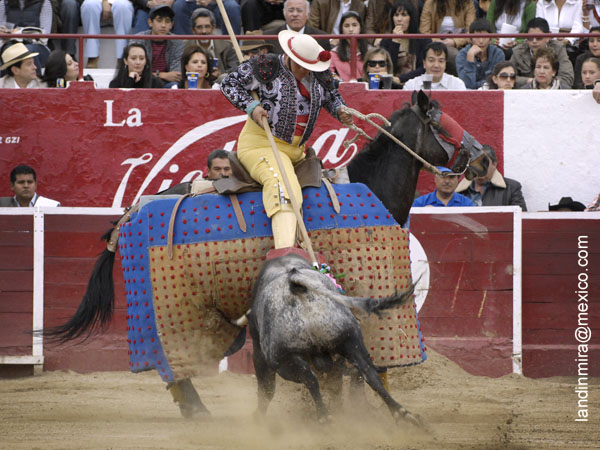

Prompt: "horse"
[40,90,488,419]
[348,90,488,226]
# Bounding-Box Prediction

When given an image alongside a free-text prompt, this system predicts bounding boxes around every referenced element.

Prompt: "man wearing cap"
[456,145,528,210]
[265,0,331,54]
[187,7,237,76]
[220,30,353,252]
[413,167,475,207]
[80,0,134,68]
[130,5,184,84]
[0,42,43,88]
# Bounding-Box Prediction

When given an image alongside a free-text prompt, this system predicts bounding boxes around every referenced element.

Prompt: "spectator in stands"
[206,149,232,179]
[403,41,467,89]
[0,2,52,71]
[58,0,81,56]
[583,0,600,28]
[413,166,475,207]
[419,0,477,74]
[573,26,600,88]
[173,0,241,36]
[536,0,586,46]
[486,0,536,55]
[456,18,506,89]
[242,0,285,33]
[265,0,331,53]
[176,44,215,88]
[329,11,369,81]
[365,0,418,38]
[380,0,432,86]
[548,196,586,211]
[510,17,574,88]
[42,49,94,86]
[362,47,403,87]
[130,5,183,86]
[0,165,60,207]
[595,79,600,101]
[584,193,600,211]
[239,32,273,61]
[580,56,600,88]
[189,8,237,77]
[479,60,517,88]
[81,0,134,68]
[0,41,43,88]
[456,145,527,210]
[109,42,164,87]
[308,0,366,36]
[520,47,570,88]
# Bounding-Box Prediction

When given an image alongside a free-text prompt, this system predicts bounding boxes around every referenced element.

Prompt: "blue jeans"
[81,0,134,59]
[59,0,80,55]
[172,0,241,36]
[133,9,150,34]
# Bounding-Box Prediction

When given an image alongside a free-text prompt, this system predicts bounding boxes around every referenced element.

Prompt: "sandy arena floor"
[0,349,598,450]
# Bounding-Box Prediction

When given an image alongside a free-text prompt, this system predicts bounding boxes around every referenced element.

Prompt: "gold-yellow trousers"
[236,118,305,218]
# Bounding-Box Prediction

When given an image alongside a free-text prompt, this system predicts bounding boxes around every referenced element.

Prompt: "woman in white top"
[536,0,586,45]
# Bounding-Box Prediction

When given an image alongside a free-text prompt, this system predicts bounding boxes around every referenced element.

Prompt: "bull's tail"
[288,269,417,316]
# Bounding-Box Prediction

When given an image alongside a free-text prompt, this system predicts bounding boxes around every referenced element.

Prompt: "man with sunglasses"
[509,17,574,88]
[403,42,466,90]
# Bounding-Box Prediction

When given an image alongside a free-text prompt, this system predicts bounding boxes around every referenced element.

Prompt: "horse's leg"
[252,341,277,418]
[276,354,330,423]
[168,378,210,419]
[339,338,422,427]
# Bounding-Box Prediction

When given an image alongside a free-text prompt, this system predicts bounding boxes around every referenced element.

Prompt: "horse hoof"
[179,403,211,419]
[394,409,424,429]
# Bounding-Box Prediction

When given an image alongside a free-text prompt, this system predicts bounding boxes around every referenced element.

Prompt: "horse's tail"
[40,208,134,343]
[40,232,116,342]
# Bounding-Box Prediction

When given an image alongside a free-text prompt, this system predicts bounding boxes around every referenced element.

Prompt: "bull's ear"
[417,90,430,113]
[410,90,417,106]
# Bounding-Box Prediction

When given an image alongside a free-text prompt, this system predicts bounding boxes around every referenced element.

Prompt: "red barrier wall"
[0,83,503,207]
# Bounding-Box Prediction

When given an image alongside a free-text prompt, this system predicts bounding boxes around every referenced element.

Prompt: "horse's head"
[410,90,488,179]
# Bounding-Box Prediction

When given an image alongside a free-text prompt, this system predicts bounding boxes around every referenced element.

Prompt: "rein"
[342,106,446,177]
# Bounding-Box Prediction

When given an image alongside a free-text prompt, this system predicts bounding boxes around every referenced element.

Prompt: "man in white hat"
[221,30,353,255]
[0,42,44,88]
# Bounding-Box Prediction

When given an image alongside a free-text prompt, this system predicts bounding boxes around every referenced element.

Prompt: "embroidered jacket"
[220,54,345,146]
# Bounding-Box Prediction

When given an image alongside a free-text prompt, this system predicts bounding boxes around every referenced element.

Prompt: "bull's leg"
[167,378,211,419]
[277,354,330,423]
[340,339,422,427]
[252,343,277,417]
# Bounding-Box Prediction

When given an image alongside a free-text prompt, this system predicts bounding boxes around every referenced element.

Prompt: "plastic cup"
[368,73,380,89]
[422,73,433,90]
[380,74,393,89]
[498,22,517,46]
[550,26,559,38]
[186,72,199,89]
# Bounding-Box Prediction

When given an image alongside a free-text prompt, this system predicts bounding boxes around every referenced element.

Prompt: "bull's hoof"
[317,414,333,425]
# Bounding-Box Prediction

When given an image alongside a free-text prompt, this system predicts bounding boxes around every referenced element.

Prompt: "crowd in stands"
[1,0,599,91]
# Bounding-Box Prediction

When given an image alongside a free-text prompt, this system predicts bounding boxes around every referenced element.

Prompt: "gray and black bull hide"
[247,254,422,426]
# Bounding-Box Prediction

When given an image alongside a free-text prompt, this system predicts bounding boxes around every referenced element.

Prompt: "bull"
[246,253,422,426]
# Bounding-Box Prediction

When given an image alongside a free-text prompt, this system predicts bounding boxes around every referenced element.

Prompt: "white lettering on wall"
[104,100,143,127]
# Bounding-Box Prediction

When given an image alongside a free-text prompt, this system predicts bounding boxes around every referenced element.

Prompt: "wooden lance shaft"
[215,0,318,266]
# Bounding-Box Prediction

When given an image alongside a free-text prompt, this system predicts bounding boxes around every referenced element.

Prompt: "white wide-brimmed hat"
[0,42,38,71]
[278,30,331,72]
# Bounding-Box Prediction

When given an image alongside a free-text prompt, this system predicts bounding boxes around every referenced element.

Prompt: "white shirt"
[403,73,467,90]
[332,0,352,34]
[13,193,60,207]
[536,0,586,44]
[0,74,44,88]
